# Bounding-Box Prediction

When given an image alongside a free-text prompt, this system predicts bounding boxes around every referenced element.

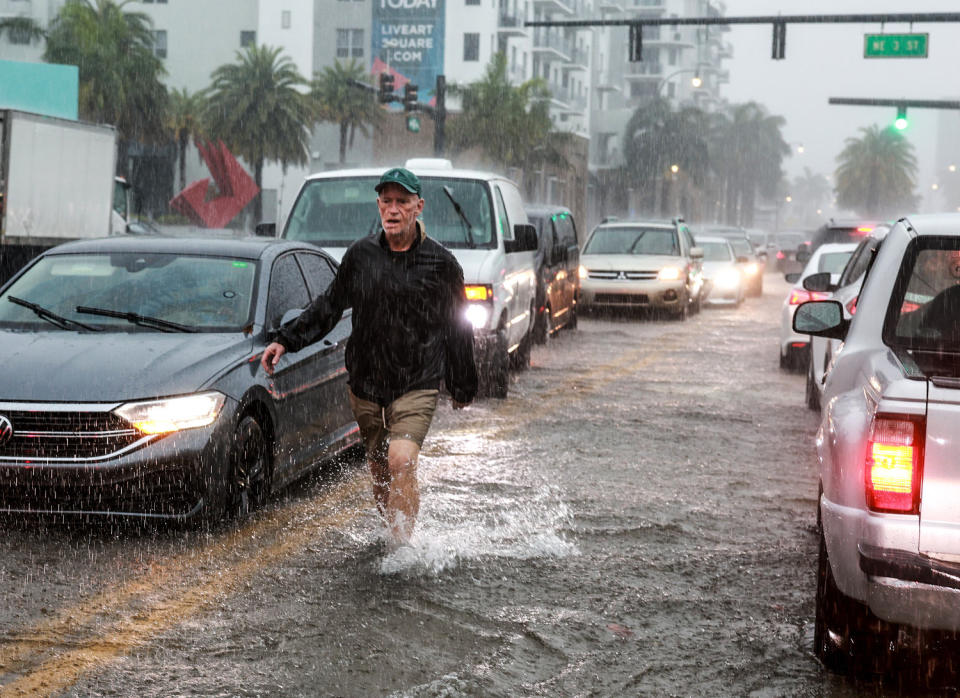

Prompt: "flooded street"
[0,274,868,696]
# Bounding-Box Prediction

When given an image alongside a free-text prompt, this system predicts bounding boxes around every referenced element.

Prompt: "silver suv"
[794,213,960,676]
[579,218,705,320]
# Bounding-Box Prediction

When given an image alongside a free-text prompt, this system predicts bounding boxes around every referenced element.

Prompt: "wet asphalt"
[0,274,933,696]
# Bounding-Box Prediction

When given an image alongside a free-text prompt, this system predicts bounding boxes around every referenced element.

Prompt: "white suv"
[279,158,537,398]
[794,214,960,677]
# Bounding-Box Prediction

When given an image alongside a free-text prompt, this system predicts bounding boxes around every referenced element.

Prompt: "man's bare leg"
[368,454,390,520]
[385,438,420,544]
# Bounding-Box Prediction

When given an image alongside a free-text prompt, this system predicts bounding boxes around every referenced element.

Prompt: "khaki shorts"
[348,388,439,458]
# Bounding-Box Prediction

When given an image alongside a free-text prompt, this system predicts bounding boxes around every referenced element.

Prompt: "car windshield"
[284,176,496,250]
[584,227,679,255]
[0,252,257,332]
[888,238,960,353]
[699,241,733,261]
[729,238,753,257]
[817,251,853,275]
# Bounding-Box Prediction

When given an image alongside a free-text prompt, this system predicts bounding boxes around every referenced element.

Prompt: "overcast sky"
[720,0,960,211]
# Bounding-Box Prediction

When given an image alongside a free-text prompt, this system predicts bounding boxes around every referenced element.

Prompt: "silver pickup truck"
[794,213,960,678]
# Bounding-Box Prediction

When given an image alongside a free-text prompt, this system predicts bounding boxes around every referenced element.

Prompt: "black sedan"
[0,235,359,521]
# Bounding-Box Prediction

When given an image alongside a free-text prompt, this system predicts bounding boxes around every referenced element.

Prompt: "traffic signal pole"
[347,73,447,156]
[828,97,960,131]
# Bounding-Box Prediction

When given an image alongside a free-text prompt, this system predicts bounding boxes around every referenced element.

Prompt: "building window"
[240,30,256,48]
[466,0,480,4]
[336,29,364,58]
[463,33,479,61]
[281,10,291,28]
[152,30,167,58]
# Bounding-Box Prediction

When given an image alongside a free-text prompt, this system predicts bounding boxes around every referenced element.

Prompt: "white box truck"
[0,110,119,283]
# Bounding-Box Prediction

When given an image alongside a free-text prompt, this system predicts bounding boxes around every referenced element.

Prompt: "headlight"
[744,262,759,276]
[579,265,588,280]
[715,268,741,290]
[114,391,226,434]
[464,303,490,330]
[657,266,682,281]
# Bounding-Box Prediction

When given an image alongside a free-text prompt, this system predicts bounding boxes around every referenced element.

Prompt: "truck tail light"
[866,415,924,514]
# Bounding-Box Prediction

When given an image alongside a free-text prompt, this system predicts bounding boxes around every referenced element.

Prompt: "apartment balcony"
[595,74,623,93]
[532,30,573,62]
[597,0,625,13]
[532,0,575,16]
[551,86,588,114]
[497,9,529,37]
[626,0,665,14]
[561,46,590,71]
[718,41,734,59]
[507,61,528,84]
[623,62,663,80]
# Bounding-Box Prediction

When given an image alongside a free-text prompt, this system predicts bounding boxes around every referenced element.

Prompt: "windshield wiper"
[76,305,198,333]
[628,233,649,254]
[442,186,477,249]
[8,296,101,331]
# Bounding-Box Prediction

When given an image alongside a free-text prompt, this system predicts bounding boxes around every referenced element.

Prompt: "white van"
[279,158,537,398]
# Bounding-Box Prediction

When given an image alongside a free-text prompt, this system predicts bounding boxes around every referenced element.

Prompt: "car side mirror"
[785,272,801,284]
[507,223,537,253]
[255,222,277,237]
[803,271,834,292]
[689,246,704,259]
[793,300,849,339]
[267,307,304,340]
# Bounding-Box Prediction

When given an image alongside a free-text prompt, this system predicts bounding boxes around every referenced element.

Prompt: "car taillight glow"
[846,296,858,315]
[856,226,874,234]
[788,289,830,305]
[776,251,785,260]
[866,416,923,513]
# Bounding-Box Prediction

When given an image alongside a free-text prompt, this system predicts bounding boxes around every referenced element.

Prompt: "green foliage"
[624,98,710,187]
[310,59,382,165]
[447,53,568,172]
[0,16,45,44]
[166,88,207,192]
[835,125,917,218]
[204,44,313,221]
[44,0,167,146]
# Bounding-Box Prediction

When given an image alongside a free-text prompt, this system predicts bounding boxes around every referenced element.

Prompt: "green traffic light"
[406,115,421,133]
[894,116,909,130]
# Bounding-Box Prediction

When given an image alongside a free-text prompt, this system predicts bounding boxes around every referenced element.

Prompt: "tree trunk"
[178,133,188,192]
[254,159,263,225]
[339,121,348,165]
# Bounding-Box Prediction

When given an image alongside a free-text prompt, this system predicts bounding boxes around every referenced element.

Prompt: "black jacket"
[277,223,478,406]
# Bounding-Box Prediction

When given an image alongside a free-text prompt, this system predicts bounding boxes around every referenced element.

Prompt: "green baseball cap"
[375,167,421,196]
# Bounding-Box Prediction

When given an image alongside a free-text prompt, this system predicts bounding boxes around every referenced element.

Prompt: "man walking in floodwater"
[261,167,478,546]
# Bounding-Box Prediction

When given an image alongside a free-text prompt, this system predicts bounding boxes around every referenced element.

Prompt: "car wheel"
[532,306,548,345]
[779,348,789,370]
[510,306,534,371]
[481,328,509,399]
[806,351,821,411]
[567,302,578,330]
[814,529,896,676]
[674,292,689,321]
[231,414,270,517]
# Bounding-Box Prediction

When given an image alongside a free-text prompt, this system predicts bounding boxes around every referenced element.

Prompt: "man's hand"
[261,342,286,375]
[452,400,470,410]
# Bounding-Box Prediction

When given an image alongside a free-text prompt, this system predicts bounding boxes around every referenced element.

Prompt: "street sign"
[864,33,928,58]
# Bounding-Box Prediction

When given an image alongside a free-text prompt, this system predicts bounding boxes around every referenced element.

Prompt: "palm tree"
[204,44,314,223]
[311,59,382,165]
[790,167,832,226]
[447,53,567,180]
[44,0,168,172]
[712,103,789,227]
[0,16,45,44]
[622,98,710,217]
[166,88,207,192]
[835,125,917,218]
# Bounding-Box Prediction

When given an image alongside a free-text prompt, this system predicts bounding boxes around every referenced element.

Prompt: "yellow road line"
[0,474,370,696]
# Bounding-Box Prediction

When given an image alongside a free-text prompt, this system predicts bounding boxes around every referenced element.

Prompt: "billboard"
[0,60,78,120]
[371,0,444,107]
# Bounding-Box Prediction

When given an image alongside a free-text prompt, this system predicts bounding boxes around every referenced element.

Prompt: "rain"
[1,0,960,695]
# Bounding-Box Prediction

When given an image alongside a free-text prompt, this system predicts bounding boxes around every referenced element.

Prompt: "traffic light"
[403,83,418,112]
[894,105,909,130]
[378,72,395,104]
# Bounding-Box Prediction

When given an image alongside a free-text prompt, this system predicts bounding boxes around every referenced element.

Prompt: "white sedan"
[778,242,857,370]
[794,213,960,676]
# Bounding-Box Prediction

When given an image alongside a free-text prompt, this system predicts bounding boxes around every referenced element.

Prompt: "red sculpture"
[169,141,259,228]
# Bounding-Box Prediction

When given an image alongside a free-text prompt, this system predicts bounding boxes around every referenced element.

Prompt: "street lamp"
[656,68,703,96]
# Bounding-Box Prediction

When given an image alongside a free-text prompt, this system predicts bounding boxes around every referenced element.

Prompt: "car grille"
[587,270,659,280]
[0,405,150,461]
[595,293,649,305]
